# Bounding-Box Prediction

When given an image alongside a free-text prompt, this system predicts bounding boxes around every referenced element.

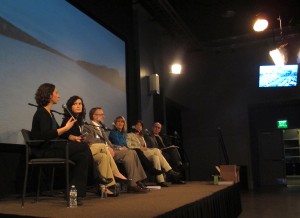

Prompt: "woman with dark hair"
[109,117,163,179]
[61,96,122,197]
[30,83,104,204]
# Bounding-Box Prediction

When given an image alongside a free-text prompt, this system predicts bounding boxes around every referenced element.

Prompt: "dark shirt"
[155,135,165,148]
[30,106,59,141]
[60,115,82,139]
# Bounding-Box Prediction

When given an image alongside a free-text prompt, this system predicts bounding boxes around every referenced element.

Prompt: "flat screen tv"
[259,64,299,88]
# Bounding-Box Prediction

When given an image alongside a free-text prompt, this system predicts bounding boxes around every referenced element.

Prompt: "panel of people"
[30,83,185,205]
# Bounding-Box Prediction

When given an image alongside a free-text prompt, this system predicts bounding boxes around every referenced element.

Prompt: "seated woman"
[109,117,180,187]
[61,96,125,197]
[30,83,109,204]
[109,116,163,178]
[84,107,150,193]
[126,120,183,187]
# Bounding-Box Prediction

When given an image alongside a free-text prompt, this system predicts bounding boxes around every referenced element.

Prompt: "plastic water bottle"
[69,185,77,208]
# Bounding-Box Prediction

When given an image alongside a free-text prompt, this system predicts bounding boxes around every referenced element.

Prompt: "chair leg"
[66,163,69,207]
[21,164,29,207]
[50,167,55,196]
[36,167,42,202]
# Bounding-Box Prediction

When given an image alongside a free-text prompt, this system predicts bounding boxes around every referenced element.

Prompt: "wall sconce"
[148,74,160,95]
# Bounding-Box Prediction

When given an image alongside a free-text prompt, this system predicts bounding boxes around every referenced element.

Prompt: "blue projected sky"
[0,0,125,72]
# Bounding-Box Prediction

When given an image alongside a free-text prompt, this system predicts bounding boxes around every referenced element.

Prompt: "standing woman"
[30,83,90,202]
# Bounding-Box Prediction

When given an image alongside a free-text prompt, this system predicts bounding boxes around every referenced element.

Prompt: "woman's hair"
[113,116,127,133]
[65,95,86,125]
[35,83,56,106]
[130,120,143,134]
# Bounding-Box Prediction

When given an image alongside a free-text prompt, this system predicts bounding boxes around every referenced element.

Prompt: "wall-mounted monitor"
[259,65,299,88]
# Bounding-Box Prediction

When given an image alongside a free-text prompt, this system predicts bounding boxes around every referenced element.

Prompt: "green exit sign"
[277,120,288,129]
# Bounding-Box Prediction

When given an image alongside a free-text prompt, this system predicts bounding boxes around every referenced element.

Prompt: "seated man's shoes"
[157,182,169,187]
[148,168,163,175]
[98,177,113,185]
[136,181,150,192]
[127,185,149,193]
[171,179,186,184]
[166,169,181,179]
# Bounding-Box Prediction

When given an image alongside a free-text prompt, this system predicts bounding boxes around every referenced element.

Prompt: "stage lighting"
[253,18,268,32]
[269,43,288,66]
[171,64,182,74]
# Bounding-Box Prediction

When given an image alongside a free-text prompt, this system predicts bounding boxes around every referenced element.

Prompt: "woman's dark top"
[60,115,81,139]
[30,106,59,141]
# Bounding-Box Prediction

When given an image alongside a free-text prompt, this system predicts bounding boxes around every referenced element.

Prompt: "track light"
[253,18,268,32]
[269,44,288,66]
[253,14,269,32]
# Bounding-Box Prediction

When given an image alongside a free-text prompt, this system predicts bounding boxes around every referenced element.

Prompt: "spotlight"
[171,64,182,74]
[269,43,288,66]
[253,18,269,32]
[253,13,269,32]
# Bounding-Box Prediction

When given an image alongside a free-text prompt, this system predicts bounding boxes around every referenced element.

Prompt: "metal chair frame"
[21,129,75,207]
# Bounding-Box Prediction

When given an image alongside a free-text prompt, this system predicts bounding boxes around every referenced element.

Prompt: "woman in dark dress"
[30,83,111,202]
[61,96,120,196]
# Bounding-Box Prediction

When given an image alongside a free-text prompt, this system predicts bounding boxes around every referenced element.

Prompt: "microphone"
[28,103,64,115]
[62,104,76,120]
[174,131,180,139]
[144,129,150,135]
[97,118,112,131]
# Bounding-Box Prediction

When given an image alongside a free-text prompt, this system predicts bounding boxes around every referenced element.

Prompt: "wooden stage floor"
[0,181,241,218]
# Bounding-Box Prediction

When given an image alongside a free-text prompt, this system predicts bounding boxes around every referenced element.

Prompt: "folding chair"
[21,129,75,207]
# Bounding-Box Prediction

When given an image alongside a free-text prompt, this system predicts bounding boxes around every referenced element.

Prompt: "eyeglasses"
[94,113,104,116]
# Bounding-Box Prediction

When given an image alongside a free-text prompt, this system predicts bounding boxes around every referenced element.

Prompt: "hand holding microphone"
[62,104,76,121]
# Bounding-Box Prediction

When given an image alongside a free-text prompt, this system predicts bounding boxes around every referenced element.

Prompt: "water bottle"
[69,185,77,208]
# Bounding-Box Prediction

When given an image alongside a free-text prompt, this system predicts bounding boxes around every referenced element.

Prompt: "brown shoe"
[127,185,149,193]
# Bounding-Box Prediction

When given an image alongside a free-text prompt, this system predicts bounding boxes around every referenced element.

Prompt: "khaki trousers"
[143,148,172,183]
[90,143,120,187]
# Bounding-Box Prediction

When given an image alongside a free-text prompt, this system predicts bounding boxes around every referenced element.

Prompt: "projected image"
[259,65,299,88]
[0,0,126,143]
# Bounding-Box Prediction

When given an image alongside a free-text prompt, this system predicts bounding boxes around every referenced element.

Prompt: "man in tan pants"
[89,143,126,188]
[126,120,182,187]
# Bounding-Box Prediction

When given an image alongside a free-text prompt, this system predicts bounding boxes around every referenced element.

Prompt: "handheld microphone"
[62,104,76,120]
[144,129,150,135]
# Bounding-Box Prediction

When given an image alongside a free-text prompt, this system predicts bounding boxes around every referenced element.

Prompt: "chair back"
[21,129,31,144]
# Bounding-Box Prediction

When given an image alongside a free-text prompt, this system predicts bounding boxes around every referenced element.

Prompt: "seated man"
[127,120,184,186]
[83,107,149,193]
[144,122,184,174]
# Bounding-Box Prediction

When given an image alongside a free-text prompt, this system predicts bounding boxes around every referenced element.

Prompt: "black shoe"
[157,182,169,187]
[166,169,181,179]
[98,177,113,185]
[115,177,132,183]
[136,181,151,192]
[171,179,186,184]
[148,168,163,175]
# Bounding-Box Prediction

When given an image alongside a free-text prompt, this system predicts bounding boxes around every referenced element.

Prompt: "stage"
[0,181,241,218]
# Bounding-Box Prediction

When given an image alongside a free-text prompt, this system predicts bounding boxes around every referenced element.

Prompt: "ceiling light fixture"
[253,14,269,32]
[269,16,288,66]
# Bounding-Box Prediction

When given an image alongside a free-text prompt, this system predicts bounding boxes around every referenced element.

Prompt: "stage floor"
[0,181,241,218]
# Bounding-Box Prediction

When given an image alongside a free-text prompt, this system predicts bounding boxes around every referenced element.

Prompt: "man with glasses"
[83,107,150,193]
[145,122,185,184]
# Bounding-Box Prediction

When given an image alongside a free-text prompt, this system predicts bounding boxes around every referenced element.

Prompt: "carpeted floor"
[0,181,232,218]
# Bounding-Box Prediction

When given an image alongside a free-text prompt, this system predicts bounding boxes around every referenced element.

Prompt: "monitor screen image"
[258,65,299,88]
